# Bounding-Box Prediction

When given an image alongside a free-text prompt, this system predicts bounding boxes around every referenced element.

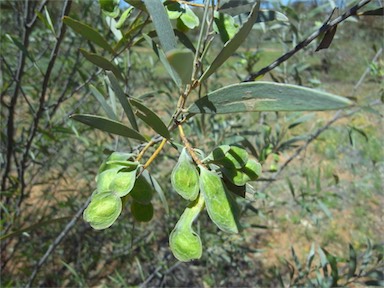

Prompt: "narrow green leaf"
[44,6,56,35]
[348,243,357,279]
[106,72,138,131]
[305,243,316,272]
[6,34,34,62]
[143,0,177,53]
[70,114,146,141]
[89,85,118,121]
[130,99,170,139]
[234,10,289,23]
[199,1,260,83]
[323,248,339,286]
[256,9,288,22]
[63,16,114,54]
[188,81,353,114]
[291,246,303,272]
[116,7,134,29]
[80,49,122,80]
[143,34,181,86]
[318,247,329,278]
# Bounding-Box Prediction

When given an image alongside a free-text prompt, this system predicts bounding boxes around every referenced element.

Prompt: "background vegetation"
[1,0,383,287]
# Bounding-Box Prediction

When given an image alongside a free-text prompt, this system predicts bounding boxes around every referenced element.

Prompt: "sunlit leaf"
[116,7,134,29]
[143,0,177,53]
[188,82,353,114]
[213,12,239,43]
[130,99,170,139]
[199,1,260,83]
[63,16,114,54]
[166,2,183,19]
[348,243,357,278]
[70,114,146,141]
[179,5,199,29]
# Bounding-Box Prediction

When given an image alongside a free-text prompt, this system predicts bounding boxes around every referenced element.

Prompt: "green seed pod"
[221,146,248,169]
[171,148,199,201]
[130,175,154,204]
[98,152,136,175]
[205,145,248,169]
[96,168,120,193]
[131,201,154,222]
[222,159,262,186]
[199,166,240,234]
[83,192,122,230]
[169,194,204,262]
[109,166,138,197]
[97,165,138,197]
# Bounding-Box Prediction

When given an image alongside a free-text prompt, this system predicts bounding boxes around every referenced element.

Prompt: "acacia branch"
[244,0,372,82]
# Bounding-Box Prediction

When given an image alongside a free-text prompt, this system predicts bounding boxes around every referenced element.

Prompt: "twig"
[178,124,206,167]
[143,138,168,169]
[244,0,372,82]
[353,47,383,94]
[25,196,92,288]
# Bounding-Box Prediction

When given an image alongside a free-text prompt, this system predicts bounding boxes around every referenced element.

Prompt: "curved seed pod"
[98,151,136,174]
[199,166,240,234]
[130,175,154,204]
[83,192,122,230]
[222,158,262,186]
[204,145,248,169]
[109,166,138,197]
[97,168,121,193]
[131,201,154,222]
[171,148,199,201]
[169,194,204,262]
[220,146,248,169]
